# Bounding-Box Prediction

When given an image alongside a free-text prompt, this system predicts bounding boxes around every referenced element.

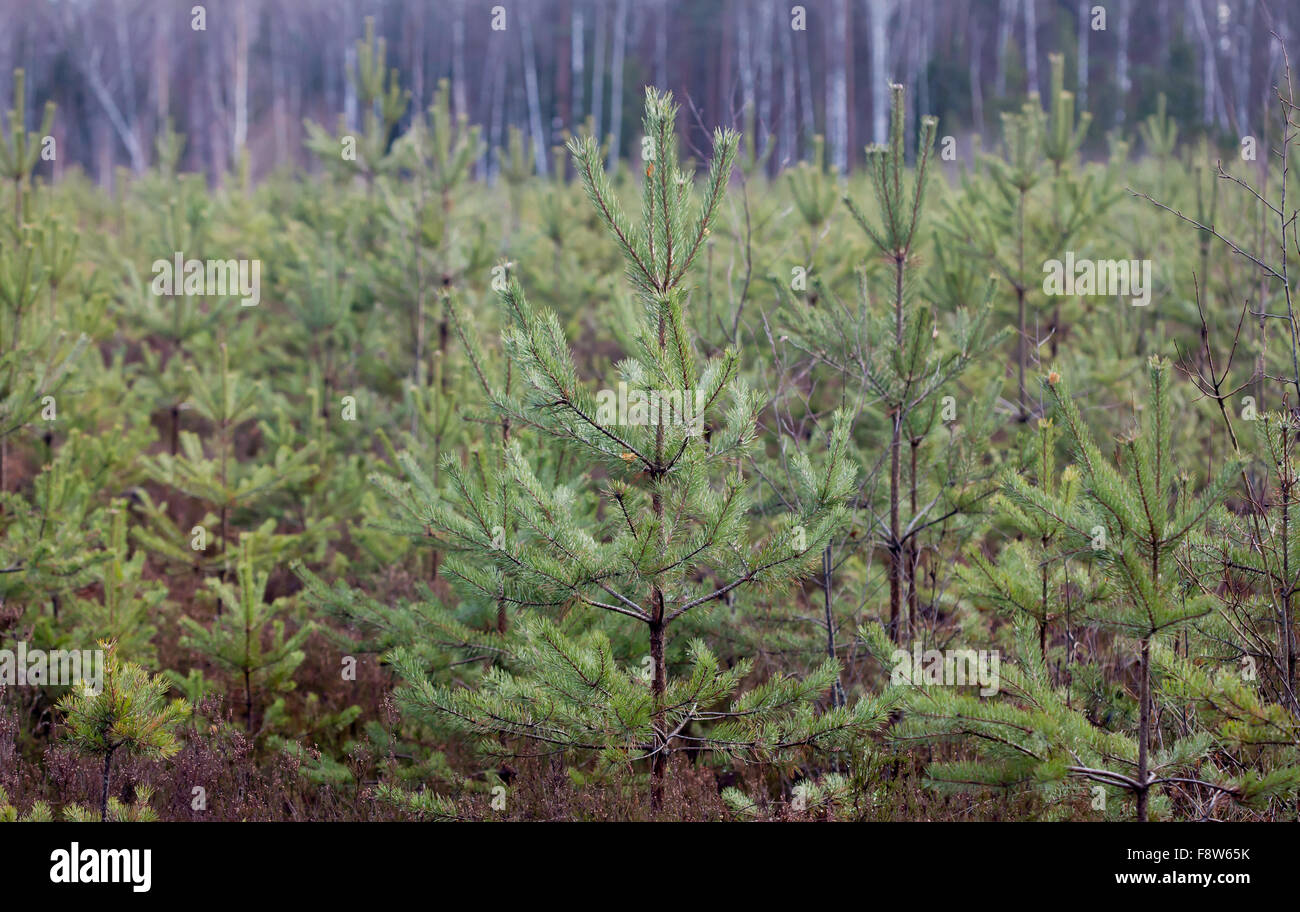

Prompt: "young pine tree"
[869,360,1296,820]
[303,17,408,191]
[136,343,317,584]
[386,89,891,809]
[0,68,54,224]
[70,501,165,664]
[179,539,310,734]
[835,84,1003,642]
[57,641,188,822]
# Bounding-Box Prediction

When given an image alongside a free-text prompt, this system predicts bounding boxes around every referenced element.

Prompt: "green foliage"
[57,641,188,821]
[0,68,55,220]
[304,17,409,186]
[179,539,310,733]
[70,502,165,663]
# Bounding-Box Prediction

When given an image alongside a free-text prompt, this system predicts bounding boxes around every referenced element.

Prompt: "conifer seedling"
[57,641,188,821]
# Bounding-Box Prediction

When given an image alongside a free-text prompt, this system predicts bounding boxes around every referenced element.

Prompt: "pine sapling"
[57,641,188,821]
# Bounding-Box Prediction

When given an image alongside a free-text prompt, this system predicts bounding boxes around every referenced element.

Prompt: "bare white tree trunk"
[917,1,931,118]
[271,17,288,167]
[572,4,585,122]
[521,5,548,174]
[757,0,773,155]
[995,0,1014,97]
[1237,0,1255,136]
[1077,0,1090,111]
[205,31,228,181]
[655,0,668,89]
[54,3,148,173]
[606,0,628,168]
[969,13,984,129]
[453,0,468,121]
[798,15,815,155]
[868,0,889,145]
[153,4,170,127]
[1115,0,1131,125]
[780,11,797,165]
[904,3,921,145]
[739,6,755,114]
[1023,0,1038,97]
[232,0,250,159]
[344,42,357,131]
[111,0,138,157]
[827,0,848,171]
[591,1,607,140]
[489,51,506,181]
[1188,0,1215,127]
[1213,0,1232,129]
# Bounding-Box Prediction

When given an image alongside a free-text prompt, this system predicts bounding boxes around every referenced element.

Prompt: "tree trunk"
[823,545,845,707]
[571,4,585,127]
[1188,0,1216,128]
[889,416,902,641]
[826,0,848,171]
[757,3,773,168]
[649,609,667,806]
[1016,188,1028,421]
[888,256,905,642]
[907,439,920,637]
[780,12,797,164]
[1023,0,1039,97]
[1077,1,1090,111]
[590,2,607,141]
[606,0,628,169]
[232,0,250,159]
[994,0,1014,97]
[521,4,548,175]
[452,0,468,121]
[969,13,984,131]
[797,13,815,153]
[100,751,113,822]
[244,666,254,734]
[556,0,573,143]
[1136,636,1151,821]
[842,0,854,169]
[1115,0,1131,126]
[869,0,889,144]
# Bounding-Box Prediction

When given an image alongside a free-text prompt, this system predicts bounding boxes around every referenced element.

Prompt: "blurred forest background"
[2,0,1294,184]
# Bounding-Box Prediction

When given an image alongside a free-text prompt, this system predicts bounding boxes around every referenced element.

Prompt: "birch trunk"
[453,0,468,121]
[798,14,815,154]
[1077,0,1090,111]
[780,13,797,165]
[591,2,607,141]
[869,0,889,145]
[572,4,585,124]
[607,0,629,169]
[232,0,250,159]
[827,0,848,172]
[1116,0,1131,125]
[1023,0,1038,97]
[521,5,548,174]
[995,0,1014,97]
